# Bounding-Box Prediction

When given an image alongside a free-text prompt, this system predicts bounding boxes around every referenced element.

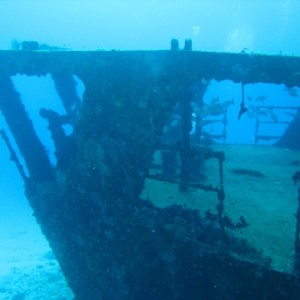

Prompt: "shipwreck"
[1,44,300,299]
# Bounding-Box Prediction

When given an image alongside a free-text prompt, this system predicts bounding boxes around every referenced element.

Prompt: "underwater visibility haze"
[1,1,300,299]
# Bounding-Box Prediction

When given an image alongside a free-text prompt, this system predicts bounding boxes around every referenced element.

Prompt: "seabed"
[144,144,299,274]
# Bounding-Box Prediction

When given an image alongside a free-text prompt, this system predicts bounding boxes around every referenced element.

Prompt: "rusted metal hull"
[1,50,300,299]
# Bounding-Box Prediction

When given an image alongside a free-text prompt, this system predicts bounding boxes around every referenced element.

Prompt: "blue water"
[1,0,300,299]
[0,0,299,54]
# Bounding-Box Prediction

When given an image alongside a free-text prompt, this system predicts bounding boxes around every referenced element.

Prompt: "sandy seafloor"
[143,144,300,273]
[0,144,299,299]
[0,187,74,299]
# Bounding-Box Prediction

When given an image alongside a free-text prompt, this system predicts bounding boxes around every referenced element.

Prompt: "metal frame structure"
[1,49,300,299]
